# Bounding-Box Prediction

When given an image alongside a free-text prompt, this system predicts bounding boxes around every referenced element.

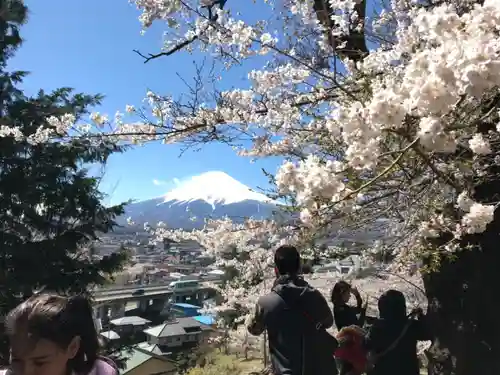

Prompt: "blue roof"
[193,315,215,325]
[172,303,201,309]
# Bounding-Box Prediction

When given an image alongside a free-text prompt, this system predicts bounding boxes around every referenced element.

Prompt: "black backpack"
[272,289,339,374]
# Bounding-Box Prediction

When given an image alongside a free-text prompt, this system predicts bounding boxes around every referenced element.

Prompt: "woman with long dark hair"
[331,280,367,331]
[3,293,118,375]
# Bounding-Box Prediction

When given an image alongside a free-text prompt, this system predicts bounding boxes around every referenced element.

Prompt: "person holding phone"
[331,281,368,331]
[364,290,432,375]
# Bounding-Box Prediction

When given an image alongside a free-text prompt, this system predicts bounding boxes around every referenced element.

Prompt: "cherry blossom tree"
[4,0,499,372]
[149,218,287,354]
[115,1,500,373]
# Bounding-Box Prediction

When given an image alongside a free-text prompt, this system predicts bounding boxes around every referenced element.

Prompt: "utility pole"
[263,330,269,367]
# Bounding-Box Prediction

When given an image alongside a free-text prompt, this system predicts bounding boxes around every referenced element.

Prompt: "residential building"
[170,240,203,254]
[202,269,225,282]
[338,255,360,274]
[100,330,120,342]
[110,316,152,338]
[312,255,365,276]
[196,254,214,267]
[143,317,212,350]
[137,341,171,356]
[169,263,199,275]
[119,348,176,375]
[145,269,170,284]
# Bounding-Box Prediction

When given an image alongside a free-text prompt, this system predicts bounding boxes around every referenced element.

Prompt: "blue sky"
[12,0,282,206]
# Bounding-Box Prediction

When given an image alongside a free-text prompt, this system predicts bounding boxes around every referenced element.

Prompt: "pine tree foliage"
[0,0,129,362]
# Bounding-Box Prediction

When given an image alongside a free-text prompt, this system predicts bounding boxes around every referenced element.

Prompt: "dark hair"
[5,293,99,373]
[378,289,407,320]
[274,245,301,275]
[331,280,351,305]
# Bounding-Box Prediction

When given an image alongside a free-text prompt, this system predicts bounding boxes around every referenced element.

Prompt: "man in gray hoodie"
[247,245,337,375]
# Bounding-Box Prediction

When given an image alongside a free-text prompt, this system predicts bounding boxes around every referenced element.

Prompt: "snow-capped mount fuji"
[163,171,273,208]
[119,171,279,230]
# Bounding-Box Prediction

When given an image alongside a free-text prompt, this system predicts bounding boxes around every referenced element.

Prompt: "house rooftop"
[172,303,201,309]
[339,256,358,266]
[99,330,120,340]
[207,269,224,275]
[137,342,170,356]
[144,317,210,338]
[120,349,152,374]
[110,316,151,326]
[193,315,215,326]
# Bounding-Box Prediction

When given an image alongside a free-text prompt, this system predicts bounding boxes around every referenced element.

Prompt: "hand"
[350,286,360,296]
[411,307,424,317]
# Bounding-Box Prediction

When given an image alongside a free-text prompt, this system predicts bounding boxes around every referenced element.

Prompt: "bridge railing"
[96,277,222,293]
[94,281,221,298]
[96,282,172,292]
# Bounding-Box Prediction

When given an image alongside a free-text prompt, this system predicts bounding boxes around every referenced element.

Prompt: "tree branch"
[133,37,198,63]
[314,0,369,63]
[133,0,229,63]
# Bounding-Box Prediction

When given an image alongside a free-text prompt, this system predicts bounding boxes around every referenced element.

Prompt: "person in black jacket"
[331,281,367,331]
[247,245,337,375]
[365,289,432,375]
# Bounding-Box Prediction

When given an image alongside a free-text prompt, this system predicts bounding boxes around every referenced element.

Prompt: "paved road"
[94,289,174,303]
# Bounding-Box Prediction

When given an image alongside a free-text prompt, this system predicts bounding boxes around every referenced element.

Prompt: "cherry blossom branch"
[133,37,198,63]
[344,137,420,199]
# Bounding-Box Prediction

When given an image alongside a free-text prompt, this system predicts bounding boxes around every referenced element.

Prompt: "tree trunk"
[423,224,500,375]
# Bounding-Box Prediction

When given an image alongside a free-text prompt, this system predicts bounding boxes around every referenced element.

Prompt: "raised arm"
[357,300,368,327]
[410,309,433,341]
[351,287,364,312]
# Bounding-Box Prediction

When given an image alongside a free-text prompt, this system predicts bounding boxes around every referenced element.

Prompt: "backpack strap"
[368,320,412,366]
[272,289,325,330]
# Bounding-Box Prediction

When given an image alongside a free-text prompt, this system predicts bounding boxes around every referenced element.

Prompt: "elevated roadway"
[93,281,219,303]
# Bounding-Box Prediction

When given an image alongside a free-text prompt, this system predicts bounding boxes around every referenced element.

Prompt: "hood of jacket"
[272,275,321,315]
[273,274,310,299]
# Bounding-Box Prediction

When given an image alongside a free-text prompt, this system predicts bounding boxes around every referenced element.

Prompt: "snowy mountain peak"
[118,171,280,230]
[162,171,272,206]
